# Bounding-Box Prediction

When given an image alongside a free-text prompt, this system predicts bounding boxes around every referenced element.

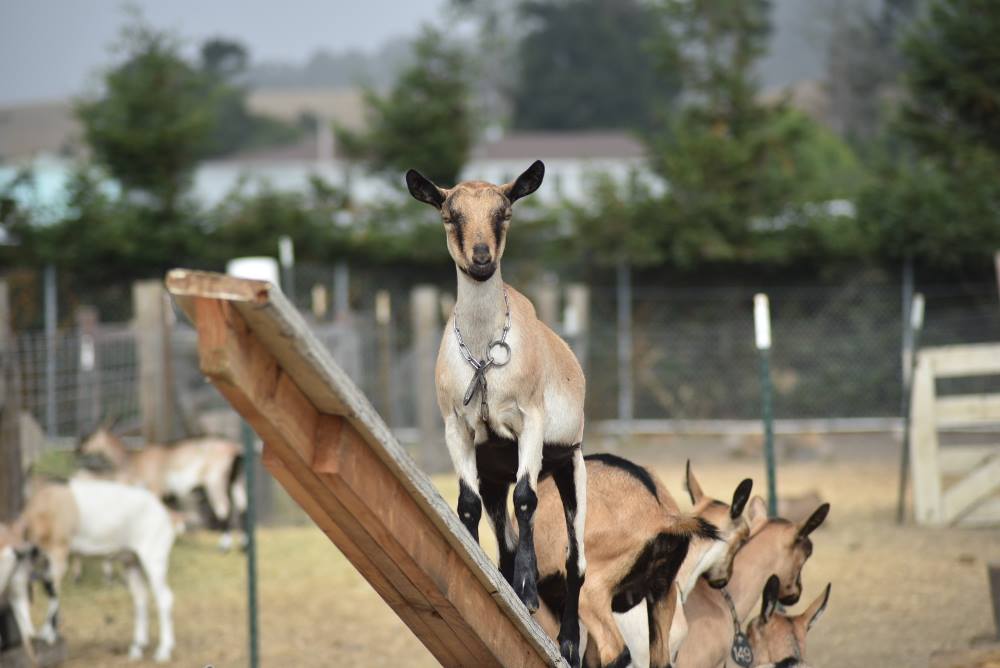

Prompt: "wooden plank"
[935,394,1000,427]
[922,344,1000,378]
[958,496,1000,527]
[166,273,564,667]
[910,356,944,525]
[192,297,490,667]
[942,454,1000,523]
[940,445,1000,475]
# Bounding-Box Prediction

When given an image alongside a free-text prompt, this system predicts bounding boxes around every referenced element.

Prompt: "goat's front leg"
[444,414,481,542]
[512,411,544,612]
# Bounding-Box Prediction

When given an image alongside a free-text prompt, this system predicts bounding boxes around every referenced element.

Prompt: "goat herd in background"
[0,162,832,667]
[0,427,246,664]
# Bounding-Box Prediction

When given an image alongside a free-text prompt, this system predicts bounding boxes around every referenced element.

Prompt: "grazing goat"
[0,523,36,664]
[530,456,753,668]
[675,497,829,668]
[78,427,246,550]
[747,575,830,668]
[607,461,757,668]
[407,161,588,666]
[19,478,177,662]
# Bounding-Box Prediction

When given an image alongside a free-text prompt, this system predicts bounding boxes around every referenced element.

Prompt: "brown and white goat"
[407,161,588,666]
[609,461,756,668]
[19,478,177,662]
[747,575,830,668]
[78,427,246,549]
[530,455,753,668]
[675,497,829,668]
[0,522,36,664]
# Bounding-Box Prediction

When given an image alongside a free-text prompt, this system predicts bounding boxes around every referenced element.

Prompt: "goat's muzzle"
[467,246,496,280]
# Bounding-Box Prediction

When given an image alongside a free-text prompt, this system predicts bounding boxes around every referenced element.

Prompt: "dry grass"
[36,435,1000,667]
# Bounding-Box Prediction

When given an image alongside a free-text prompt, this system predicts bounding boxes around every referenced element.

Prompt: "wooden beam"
[935,393,1000,427]
[165,270,563,667]
[939,446,1000,475]
[910,356,943,525]
[942,454,1000,523]
[923,344,1000,378]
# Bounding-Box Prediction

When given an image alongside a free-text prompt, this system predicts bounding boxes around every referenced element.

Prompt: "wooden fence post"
[411,285,445,472]
[133,280,176,443]
[565,283,590,374]
[0,280,23,522]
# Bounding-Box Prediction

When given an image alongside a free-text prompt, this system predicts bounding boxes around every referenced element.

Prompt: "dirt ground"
[38,434,1000,667]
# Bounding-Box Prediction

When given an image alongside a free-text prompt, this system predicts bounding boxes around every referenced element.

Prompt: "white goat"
[19,478,177,662]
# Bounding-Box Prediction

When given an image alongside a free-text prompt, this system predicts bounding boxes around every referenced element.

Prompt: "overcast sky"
[0,0,446,105]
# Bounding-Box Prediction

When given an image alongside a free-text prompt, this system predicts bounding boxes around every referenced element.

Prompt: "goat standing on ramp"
[407,161,588,667]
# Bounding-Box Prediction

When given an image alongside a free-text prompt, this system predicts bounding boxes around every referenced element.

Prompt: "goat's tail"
[669,514,720,542]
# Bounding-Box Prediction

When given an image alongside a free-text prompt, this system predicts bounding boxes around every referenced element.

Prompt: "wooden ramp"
[910,343,1000,527]
[165,269,564,668]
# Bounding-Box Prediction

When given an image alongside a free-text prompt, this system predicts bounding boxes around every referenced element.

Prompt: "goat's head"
[685,460,755,589]
[406,161,545,281]
[743,497,829,605]
[76,426,127,469]
[747,574,831,665]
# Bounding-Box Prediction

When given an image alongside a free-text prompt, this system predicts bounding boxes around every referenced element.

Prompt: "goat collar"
[722,587,754,668]
[454,287,512,423]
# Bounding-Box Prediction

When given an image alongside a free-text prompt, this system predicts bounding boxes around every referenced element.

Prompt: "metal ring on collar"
[487,341,511,367]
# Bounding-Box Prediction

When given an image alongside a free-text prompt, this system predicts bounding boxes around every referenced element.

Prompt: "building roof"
[0,100,83,163]
[473,131,646,161]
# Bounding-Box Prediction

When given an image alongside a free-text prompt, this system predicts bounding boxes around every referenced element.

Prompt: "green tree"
[199,38,303,158]
[76,22,215,216]
[645,0,865,268]
[511,0,678,130]
[859,0,1000,271]
[336,27,473,185]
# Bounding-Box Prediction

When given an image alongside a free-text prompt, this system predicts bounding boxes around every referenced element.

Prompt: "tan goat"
[747,574,830,668]
[531,456,753,668]
[78,427,246,549]
[675,497,829,668]
[407,161,588,667]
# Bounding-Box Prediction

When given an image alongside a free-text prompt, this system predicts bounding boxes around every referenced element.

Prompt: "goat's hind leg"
[138,551,174,664]
[646,583,678,668]
[551,446,587,667]
[37,547,67,645]
[124,561,150,660]
[480,478,515,582]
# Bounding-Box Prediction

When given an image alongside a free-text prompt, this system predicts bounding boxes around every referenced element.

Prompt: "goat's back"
[67,479,175,556]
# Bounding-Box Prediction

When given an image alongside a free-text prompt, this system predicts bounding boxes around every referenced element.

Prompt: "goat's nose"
[472,243,491,265]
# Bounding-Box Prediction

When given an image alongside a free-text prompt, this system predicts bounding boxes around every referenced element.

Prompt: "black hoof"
[606,647,631,668]
[514,575,539,612]
[559,638,581,668]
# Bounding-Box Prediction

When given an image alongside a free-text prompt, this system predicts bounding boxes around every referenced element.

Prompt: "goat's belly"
[163,460,204,496]
[476,431,580,484]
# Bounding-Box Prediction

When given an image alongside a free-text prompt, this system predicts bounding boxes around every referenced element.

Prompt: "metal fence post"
[44,264,57,437]
[616,259,634,422]
[0,280,23,523]
[241,420,260,668]
[896,293,925,524]
[754,294,777,517]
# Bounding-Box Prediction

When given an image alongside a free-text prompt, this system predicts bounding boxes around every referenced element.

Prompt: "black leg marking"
[480,479,514,584]
[512,475,539,611]
[457,479,482,544]
[552,459,583,668]
[605,646,632,668]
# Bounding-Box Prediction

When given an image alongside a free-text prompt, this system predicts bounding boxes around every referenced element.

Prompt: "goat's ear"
[761,574,780,622]
[730,478,753,519]
[797,503,830,541]
[799,583,831,632]
[406,169,447,209]
[685,460,704,505]
[503,160,545,203]
[747,495,769,534]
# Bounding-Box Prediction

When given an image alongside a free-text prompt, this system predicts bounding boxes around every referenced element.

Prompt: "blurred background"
[0,0,998,666]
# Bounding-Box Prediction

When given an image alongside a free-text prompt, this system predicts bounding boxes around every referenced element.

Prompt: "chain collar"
[721,587,741,635]
[454,287,512,423]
